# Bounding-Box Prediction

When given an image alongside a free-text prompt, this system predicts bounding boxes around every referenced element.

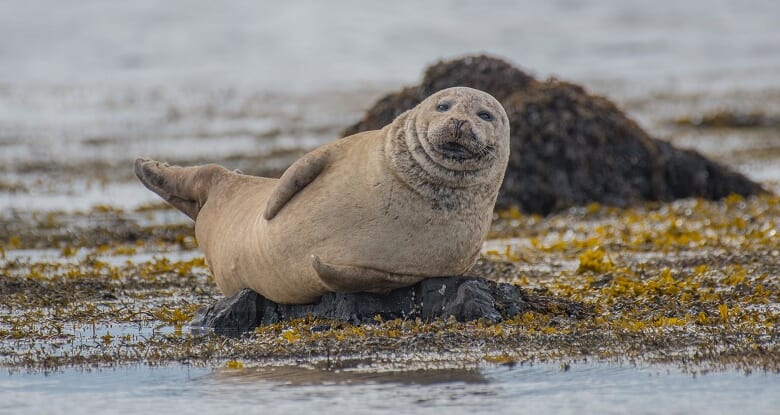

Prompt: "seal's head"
[387,87,510,195]
[415,87,509,173]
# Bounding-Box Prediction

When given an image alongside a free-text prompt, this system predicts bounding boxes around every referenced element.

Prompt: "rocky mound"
[190,276,586,337]
[344,55,765,214]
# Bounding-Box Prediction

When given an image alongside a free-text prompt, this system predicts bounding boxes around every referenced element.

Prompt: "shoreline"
[2,195,777,373]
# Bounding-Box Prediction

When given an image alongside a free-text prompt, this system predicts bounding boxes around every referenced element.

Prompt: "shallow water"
[3,0,778,93]
[2,363,778,415]
[1,0,779,212]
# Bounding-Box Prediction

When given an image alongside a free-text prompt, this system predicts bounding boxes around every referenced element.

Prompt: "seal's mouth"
[437,142,477,161]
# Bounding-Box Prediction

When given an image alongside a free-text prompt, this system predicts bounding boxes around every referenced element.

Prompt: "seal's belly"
[202,152,490,304]
[267,173,487,279]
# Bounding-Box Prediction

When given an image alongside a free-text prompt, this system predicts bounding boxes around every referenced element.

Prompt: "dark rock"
[190,288,262,337]
[343,55,766,215]
[189,276,586,337]
[417,278,501,322]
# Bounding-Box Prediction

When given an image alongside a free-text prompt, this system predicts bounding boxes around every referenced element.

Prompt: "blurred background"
[1,0,779,212]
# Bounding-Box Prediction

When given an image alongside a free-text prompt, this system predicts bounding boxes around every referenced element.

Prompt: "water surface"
[2,363,778,415]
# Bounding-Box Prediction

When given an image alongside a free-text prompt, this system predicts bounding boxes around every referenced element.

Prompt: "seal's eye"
[477,111,493,121]
[436,103,450,112]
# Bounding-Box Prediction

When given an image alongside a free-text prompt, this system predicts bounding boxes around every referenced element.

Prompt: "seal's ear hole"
[436,102,450,112]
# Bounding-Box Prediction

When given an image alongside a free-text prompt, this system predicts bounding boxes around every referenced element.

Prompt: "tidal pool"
[1,363,778,415]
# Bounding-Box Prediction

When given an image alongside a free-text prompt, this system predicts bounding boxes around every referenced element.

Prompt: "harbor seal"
[134,87,510,304]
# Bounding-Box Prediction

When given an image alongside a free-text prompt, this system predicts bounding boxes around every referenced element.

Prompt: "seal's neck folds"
[384,112,501,212]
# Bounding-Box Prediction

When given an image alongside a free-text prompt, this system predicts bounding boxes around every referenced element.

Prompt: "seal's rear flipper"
[312,255,424,294]
[134,158,228,221]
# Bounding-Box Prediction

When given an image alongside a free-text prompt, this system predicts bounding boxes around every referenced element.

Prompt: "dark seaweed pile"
[344,55,765,214]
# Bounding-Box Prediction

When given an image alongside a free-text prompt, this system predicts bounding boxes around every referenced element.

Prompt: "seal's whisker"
[477,145,497,159]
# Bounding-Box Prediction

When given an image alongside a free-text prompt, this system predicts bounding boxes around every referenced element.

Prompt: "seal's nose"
[452,119,467,138]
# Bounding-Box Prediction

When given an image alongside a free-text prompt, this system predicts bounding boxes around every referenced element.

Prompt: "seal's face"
[399,87,510,188]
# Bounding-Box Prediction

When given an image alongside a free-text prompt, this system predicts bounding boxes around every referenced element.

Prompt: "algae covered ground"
[1,193,777,374]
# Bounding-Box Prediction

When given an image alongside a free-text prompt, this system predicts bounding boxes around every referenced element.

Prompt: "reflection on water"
[212,364,487,386]
[1,363,778,415]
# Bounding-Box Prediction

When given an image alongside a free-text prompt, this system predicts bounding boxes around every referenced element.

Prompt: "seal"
[134,87,510,304]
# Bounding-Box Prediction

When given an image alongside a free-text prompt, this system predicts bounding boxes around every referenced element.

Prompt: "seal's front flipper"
[263,149,330,220]
[134,158,228,221]
[312,255,424,294]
